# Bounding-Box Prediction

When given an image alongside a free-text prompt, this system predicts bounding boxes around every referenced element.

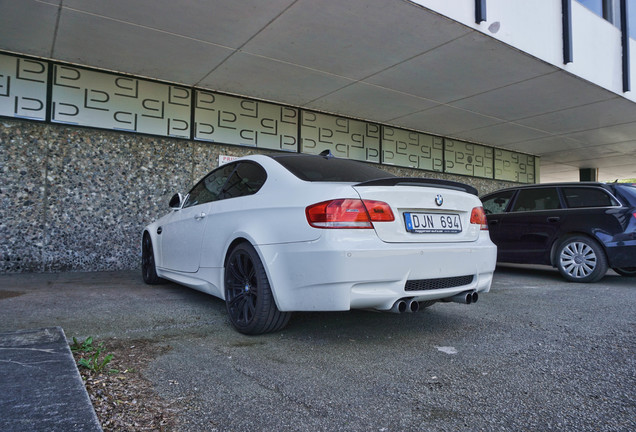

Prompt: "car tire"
[142,233,163,285]
[556,236,608,283]
[224,243,291,335]
[613,267,636,277]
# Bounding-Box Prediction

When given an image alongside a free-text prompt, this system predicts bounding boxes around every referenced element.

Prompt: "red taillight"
[363,200,395,222]
[470,206,488,230]
[306,199,394,229]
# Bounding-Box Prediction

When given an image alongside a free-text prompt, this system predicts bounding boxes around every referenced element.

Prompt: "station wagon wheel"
[556,236,608,283]
[612,267,636,277]
[141,233,162,285]
[224,243,291,335]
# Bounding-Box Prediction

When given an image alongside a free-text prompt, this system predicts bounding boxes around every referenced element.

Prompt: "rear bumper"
[605,238,636,268]
[257,232,497,312]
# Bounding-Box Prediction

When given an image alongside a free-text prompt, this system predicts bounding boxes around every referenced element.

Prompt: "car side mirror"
[169,193,184,209]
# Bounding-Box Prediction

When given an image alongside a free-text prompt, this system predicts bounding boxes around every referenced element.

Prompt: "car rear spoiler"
[354,177,478,196]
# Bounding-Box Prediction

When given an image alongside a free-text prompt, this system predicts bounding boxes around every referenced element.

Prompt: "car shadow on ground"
[494,262,633,286]
[146,276,477,340]
[280,305,479,343]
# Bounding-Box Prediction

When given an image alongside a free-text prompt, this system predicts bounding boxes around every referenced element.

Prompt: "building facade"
[1,0,635,273]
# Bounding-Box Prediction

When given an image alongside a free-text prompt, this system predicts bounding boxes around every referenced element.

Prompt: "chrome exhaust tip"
[407,298,419,313]
[449,291,477,305]
[390,299,407,313]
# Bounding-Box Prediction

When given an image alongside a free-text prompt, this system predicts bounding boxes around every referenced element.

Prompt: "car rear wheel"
[141,233,163,285]
[224,243,291,335]
[556,236,607,283]
[613,267,636,277]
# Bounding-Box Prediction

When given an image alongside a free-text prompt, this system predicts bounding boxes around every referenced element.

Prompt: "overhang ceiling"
[2,0,635,182]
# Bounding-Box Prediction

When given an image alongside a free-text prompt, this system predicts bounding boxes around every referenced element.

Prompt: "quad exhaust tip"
[389,298,421,313]
[448,291,478,305]
[407,298,419,313]
[390,299,408,314]
[390,291,477,313]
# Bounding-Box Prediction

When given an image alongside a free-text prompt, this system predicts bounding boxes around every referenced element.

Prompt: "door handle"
[195,213,206,220]
[547,216,560,223]
[489,219,499,225]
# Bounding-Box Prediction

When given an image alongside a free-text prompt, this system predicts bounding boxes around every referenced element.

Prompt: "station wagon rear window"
[563,187,618,208]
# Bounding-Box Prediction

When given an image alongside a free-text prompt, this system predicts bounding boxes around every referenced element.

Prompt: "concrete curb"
[0,327,102,432]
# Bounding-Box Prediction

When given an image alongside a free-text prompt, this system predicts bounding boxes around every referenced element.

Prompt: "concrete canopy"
[1,0,635,182]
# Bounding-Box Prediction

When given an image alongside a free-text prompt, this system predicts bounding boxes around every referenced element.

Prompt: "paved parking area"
[0,265,634,431]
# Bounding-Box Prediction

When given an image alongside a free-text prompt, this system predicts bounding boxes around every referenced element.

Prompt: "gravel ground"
[1,266,635,431]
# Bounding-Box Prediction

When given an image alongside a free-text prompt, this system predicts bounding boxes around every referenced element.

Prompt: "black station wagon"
[481,182,636,282]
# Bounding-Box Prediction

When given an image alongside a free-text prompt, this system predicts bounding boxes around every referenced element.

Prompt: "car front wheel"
[224,243,291,335]
[613,267,636,277]
[556,236,608,283]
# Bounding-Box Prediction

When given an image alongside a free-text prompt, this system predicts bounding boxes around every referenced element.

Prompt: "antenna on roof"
[319,149,335,159]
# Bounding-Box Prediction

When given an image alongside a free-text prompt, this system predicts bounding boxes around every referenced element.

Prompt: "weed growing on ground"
[70,338,177,431]
[70,336,117,374]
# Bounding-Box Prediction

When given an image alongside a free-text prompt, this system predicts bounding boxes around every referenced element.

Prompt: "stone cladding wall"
[0,118,516,273]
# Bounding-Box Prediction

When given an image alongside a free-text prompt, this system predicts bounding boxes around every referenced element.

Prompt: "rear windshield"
[271,154,395,182]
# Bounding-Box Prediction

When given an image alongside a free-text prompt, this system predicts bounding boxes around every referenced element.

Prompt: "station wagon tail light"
[306,199,394,228]
[470,206,488,230]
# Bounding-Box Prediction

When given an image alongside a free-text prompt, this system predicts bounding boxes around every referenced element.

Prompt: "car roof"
[481,182,614,196]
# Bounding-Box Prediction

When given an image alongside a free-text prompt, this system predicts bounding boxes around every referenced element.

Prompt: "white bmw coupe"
[142,152,497,334]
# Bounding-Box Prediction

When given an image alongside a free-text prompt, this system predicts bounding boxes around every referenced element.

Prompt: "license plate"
[403,212,462,233]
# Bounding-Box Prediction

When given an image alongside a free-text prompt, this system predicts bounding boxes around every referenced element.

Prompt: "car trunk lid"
[353,178,482,243]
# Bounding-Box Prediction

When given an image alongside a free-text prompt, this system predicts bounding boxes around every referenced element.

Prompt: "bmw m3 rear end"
[143,152,497,334]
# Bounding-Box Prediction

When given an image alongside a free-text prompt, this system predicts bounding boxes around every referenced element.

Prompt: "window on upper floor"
[577,0,619,23]
[576,0,636,39]
[577,0,605,18]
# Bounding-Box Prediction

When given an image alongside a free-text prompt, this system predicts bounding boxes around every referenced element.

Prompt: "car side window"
[221,162,267,199]
[183,163,236,208]
[563,187,618,208]
[511,188,561,212]
[482,190,515,214]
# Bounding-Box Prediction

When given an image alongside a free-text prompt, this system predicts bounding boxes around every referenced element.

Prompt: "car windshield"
[271,154,395,182]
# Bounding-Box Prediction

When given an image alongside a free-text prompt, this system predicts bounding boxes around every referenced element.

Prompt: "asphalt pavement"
[0,265,634,431]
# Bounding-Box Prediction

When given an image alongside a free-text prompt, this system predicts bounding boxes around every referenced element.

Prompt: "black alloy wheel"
[142,233,162,285]
[556,235,608,283]
[224,243,291,335]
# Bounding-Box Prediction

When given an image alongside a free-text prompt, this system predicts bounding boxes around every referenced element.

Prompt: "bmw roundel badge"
[435,194,443,206]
